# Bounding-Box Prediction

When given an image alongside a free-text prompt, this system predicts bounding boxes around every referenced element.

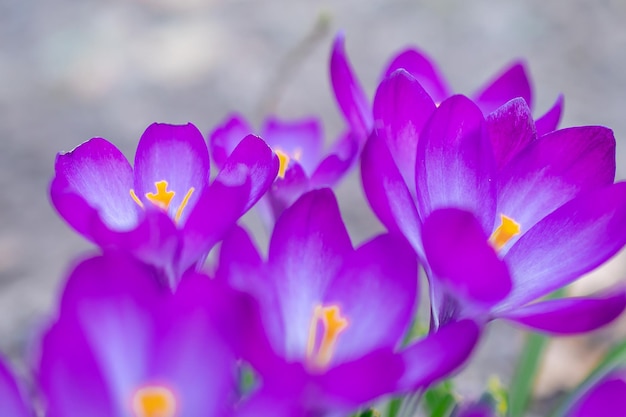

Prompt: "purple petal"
[485,97,537,171]
[423,208,511,306]
[499,182,626,310]
[373,69,436,194]
[568,373,626,417]
[473,62,532,115]
[325,234,418,364]
[383,48,451,104]
[330,32,372,145]
[361,131,423,255]
[397,319,480,391]
[268,189,353,360]
[133,123,210,224]
[535,94,564,137]
[51,138,139,233]
[501,288,626,334]
[310,131,359,188]
[497,126,616,250]
[262,116,323,176]
[209,113,254,170]
[415,95,497,233]
[265,163,311,224]
[0,357,34,417]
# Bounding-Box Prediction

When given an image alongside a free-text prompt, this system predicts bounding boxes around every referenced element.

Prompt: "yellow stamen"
[275,149,290,179]
[174,187,194,222]
[489,214,521,251]
[132,386,176,417]
[145,180,175,210]
[306,304,348,370]
[130,189,144,208]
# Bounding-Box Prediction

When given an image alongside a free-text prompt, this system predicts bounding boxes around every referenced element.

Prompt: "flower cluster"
[1,33,625,417]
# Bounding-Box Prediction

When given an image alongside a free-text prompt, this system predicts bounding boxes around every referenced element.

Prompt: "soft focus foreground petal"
[51,138,139,233]
[497,126,616,247]
[535,94,564,137]
[373,69,436,194]
[263,116,323,176]
[383,48,451,104]
[327,234,418,363]
[567,372,626,417]
[501,289,626,334]
[263,163,311,224]
[397,320,480,392]
[268,189,353,358]
[310,131,359,188]
[134,123,210,223]
[472,62,532,115]
[485,98,537,171]
[209,113,253,170]
[453,402,496,417]
[423,208,511,306]
[330,32,372,145]
[361,132,422,255]
[416,95,497,233]
[0,357,34,417]
[500,182,626,310]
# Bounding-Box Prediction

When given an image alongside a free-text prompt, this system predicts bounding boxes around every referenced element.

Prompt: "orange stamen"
[145,180,175,210]
[275,149,290,179]
[306,304,348,370]
[174,187,194,222]
[489,214,521,251]
[132,386,176,417]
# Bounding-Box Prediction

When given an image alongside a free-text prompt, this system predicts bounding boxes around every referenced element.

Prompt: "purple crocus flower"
[218,188,479,416]
[560,370,626,417]
[50,123,278,284]
[210,114,358,227]
[330,32,563,147]
[0,355,34,417]
[38,252,246,417]
[362,69,626,331]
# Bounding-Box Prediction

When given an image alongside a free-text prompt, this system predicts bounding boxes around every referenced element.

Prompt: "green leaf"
[422,380,457,417]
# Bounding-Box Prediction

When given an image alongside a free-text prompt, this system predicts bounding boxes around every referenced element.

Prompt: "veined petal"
[535,94,564,137]
[423,208,511,306]
[382,47,451,105]
[416,95,497,233]
[499,182,626,310]
[373,69,436,194]
[472,62,533,115]
[330,32,372,145]
[209,113,254,170]
[326,234,418,364]
[485,97,537,171]
[263,116,323,176]
[397,319,480,392]
[361,131,422,255]
[0,357,34,417]
[500,289,626,334]
[268,189,353,360]
[134,123,210,223]
[51,138,139,233]
[497,126,616,249]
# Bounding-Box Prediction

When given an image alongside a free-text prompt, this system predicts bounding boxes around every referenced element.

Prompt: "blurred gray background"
[1,0,626,414]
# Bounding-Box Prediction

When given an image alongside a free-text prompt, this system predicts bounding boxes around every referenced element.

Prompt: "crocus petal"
[209,113,254,170]
[397,319,480,392]
[268,189,353,360]
[264,163,311,224]
[51,138,139,233]
[423,208,511,306]
[415,95,497,233]
[326,234,418,364]
[310,131,359,188]
[497,126,616,250]
[361,131,423,255]
[133,123,210,223]
[472,62,533,115]
[263,116,323,176]
[535,94,564,137]
[500,289,626,334]
[0,357,34,417]
[373,69,436,194]
[383,48,451,104]
[499,182,626,310]
[567,373,626,417]
[330,32,372,145]
[485,97,537,171]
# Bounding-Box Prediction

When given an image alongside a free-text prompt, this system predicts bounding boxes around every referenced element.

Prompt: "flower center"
[305,304,348,371]
[274,147,303,179]
[489,214,521,251]
[130,180,195,223]
[131,385,176,417]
